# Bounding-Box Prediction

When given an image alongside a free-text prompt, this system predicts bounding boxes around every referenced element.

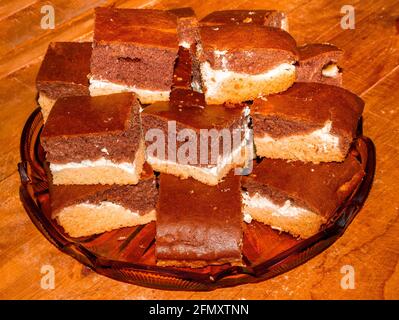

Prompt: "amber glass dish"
[18,109,375,291]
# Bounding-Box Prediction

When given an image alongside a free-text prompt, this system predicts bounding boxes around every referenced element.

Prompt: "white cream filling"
[146,136,248,177]
[201,62,295,97]
[322,63,339,78]
[50,157,137,174]
[243,212,253,224]
[280,18,289,31]
[257,120,340,152]
[179,41,191,49]
[89,78,170,97]
[242,192,311,218]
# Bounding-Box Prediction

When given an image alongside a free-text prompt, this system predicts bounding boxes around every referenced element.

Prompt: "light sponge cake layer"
[243,192,325,238]
[38,92,56,122]
[51,140,146,185]
[55,202,156,238]
[254,120,344,163]
[146,138,248,186]
[201,62,296,104]
[89,78,170,104]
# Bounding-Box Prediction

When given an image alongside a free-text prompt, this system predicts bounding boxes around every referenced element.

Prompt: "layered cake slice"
[89,7,179,104]
[168,7,200,49]
[156,172,243,267]
[141,89,249,185]
[251,82,364,163]
[198,25,298,104]
[242,153,365,238]
[297,43,343,86]
[201,10,288,30]
[50,164,158,238]
[36,42,92,121]
[41,93,145,185]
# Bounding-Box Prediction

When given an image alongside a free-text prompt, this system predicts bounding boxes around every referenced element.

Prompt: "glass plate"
[18,108,375,291]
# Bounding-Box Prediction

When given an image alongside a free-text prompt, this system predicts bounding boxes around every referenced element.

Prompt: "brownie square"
[156,172,243,267]
[41,93,145,185]
[242,153,365,238]
[198,25,298,104]
[50,163,158,238]
[36,42,92,120]
[89,7,179,104]
[251,82,364,163]
[141,88,249,185]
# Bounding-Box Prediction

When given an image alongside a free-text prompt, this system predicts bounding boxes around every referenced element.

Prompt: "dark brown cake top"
[42,93,137,138]
[252,82,364,138]
[50,163,156,216]
[168,7,196,19]
[201,9,282,26]
[298,43,343,61]
[36,42,92,86]
[93,7,178,48]
[200,24,297,54]
[142,89,245,130]
[243,153,365,218]
[156,172,242,264]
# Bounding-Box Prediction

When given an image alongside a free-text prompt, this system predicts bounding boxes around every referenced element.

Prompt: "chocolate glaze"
[242,152,365,219]
[142,89,246,167]
[50,163,157,216]
[199,25,298,74]
[41,93,141,163]
[251,82,364,151]
[297,43,343,86]
[156,172,243,264]
[93,7,178,47]
[36,42,92,99]
[143,88,244,129]
[200,10,287,29]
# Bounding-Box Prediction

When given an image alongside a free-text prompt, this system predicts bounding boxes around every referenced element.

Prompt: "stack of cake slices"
[36,7,365,268]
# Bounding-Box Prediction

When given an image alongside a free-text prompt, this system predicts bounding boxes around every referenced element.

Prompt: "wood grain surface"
[0,0,398,300]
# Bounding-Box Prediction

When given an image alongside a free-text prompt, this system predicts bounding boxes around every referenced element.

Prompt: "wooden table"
[1,0,398,300]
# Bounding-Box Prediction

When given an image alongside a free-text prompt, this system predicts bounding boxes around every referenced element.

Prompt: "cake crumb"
[244,212,253,224]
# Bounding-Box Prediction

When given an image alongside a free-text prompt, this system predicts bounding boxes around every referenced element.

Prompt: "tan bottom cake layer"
[38,92,56,122]
[146,145,247,186]
[201,62,296,104]
[244,205,325,239]
[55,203,156,238]
[50,140,146,185]
[254,122,345,163]
[89,78,170,104]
